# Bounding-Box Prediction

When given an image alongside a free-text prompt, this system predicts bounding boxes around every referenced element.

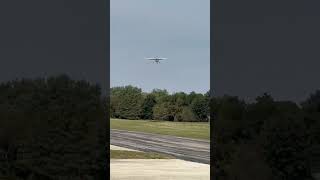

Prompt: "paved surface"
[110,145,140,152]
[110,129,210,164]
[110,159,210,180]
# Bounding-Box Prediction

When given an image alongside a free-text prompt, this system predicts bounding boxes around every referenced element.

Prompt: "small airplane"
[145,57,167,64]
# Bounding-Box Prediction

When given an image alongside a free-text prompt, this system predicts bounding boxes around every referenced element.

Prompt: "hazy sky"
[111,0,210,94]
[213,0,320,102]
[0,0,108,93]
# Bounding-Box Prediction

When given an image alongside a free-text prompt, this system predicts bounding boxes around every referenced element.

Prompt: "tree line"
[111,85,320,179]
[0,75,107,179]
[212,92,320,180]
[110,85,210,122]
[1,75,319,179]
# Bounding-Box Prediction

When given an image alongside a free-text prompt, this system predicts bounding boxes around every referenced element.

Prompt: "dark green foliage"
[140,94,156,119]
[174,106,196,122]
[190,95,209,122]
[301,90,320,114]
[150,89,169,101]
[245,93,275,136]
[301,91,320,144]
[260,102,311,180]
[172,92,188,106]
[110,85,209,122]
[153,102,176,121]
[212,92,320,180]
[110,86,143,120]
[215,143,273,180]
[261,123,310,179]
[213,96,247,143]
[0,75,107,179]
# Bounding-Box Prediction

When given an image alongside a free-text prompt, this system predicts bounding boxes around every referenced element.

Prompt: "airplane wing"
[144,57,167,60]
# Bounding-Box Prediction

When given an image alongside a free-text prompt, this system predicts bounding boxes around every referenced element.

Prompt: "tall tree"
[111,86,143,120]
[191,95,209,121]
[140,94,156,119]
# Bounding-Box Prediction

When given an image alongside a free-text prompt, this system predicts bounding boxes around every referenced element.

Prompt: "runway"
[110,129,210,164]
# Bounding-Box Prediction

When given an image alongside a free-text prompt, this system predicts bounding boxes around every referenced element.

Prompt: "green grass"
[110,118,210,140]
[110,150,173,159]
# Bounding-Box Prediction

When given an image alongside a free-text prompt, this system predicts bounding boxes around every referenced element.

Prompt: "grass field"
[110,118,210,140]
[110,150,173,159]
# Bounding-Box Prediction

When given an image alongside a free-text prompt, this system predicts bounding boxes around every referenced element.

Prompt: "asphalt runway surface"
[110,129,210,164]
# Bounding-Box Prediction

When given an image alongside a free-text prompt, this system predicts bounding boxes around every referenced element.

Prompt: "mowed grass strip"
[111,118,210,140]
[110,150,173,159]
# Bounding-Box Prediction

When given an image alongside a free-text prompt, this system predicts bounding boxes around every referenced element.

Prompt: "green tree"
[153,102,175,121]
[150,89,169,103]
[260,101,311,180]
[245,93,276,137]
[179,107,198,122]
[172,92,188,106]
[186,91,197,104]
[213,95,247,142]
[301,90,320,133]
[110,86,210,122]
[0,75,106,179]
[140,94,156,119]
[191,95,209,121]
[111,86,143,119]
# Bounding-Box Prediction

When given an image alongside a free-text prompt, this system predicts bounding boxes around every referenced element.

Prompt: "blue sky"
[111,0,210,94]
